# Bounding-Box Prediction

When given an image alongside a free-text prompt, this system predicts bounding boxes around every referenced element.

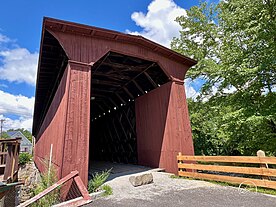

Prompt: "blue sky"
[0,0,204,131]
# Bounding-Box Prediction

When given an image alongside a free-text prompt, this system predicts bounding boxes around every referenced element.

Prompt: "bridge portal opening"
[89,51,169,174]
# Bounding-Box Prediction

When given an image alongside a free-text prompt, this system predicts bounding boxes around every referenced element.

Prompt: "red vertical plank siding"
[136,81,194,174]
[136,82,172,168]
[34,66,70,177]
[62,62,91,188]
[50,31,189,80]
[159,81,194,174]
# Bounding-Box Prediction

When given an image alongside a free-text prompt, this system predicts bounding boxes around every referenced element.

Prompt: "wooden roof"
[43,17,197,66]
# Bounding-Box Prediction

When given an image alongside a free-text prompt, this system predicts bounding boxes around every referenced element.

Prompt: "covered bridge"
[33,17,196,195]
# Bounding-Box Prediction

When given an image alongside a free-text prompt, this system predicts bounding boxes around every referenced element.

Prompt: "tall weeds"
[31,159,60,207]
[88,169,111,193]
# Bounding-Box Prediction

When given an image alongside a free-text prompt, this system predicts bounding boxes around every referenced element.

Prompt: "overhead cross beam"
[144,71,158,88]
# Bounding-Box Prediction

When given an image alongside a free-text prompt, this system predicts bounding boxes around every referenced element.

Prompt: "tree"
[171,0,276,156]
[1,132,10,139]
[7,128,32,142]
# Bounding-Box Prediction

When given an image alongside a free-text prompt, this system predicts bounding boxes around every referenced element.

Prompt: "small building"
[33,17,196,198]
[6,131,32,154]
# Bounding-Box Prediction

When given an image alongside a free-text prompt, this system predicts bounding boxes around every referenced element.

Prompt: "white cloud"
[0,34,11,43]
[0,90,34,118]
[0,114,33,131]
[184,78,199,100]
[223,85,237,94]
[0,48,38,85]
[0,32,36,132]
[0,90,34,131]
[127,0,186,47]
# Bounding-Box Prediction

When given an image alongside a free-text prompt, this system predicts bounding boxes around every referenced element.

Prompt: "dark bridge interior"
[89,51,170,164]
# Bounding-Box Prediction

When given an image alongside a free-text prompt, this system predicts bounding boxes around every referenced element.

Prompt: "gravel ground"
[84,170,276,207]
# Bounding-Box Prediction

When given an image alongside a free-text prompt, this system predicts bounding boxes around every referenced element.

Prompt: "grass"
[88,169,112,194]
[170,175,276,196]
[102,184,113,196]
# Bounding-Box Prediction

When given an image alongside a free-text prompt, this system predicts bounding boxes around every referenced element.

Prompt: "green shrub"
[88,169,111,193]
[19,153,32,165]
[31,162,60,207]
[101,184,113,196]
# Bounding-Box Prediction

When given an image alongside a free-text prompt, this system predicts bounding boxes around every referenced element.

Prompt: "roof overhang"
[43,17,197,67]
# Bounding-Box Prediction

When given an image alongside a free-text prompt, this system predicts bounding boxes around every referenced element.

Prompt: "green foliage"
[19,153,32,165]
[172,0,276,94]
[101,185,113,196]
[0,132,9,139]
[88,169,111,193]
[31,164,59,207]
[8,128,32,142]
[171,0,276,156]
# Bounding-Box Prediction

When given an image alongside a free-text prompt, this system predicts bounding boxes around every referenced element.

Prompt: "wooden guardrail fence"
[177,150,276,190]
[0,138,21,183]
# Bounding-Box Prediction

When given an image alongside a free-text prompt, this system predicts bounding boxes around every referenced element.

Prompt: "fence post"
[257,150,269,180]
[178,152,183,172]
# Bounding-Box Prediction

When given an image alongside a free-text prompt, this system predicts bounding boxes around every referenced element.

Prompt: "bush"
[102,185,113,196]
[31,163,59,207]
[19,153,32,165]
[88,169,111,193]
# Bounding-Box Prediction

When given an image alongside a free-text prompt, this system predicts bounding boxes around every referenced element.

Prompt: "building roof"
[6,131,32,145]
[43,17,197,66]
[7,131,17,137]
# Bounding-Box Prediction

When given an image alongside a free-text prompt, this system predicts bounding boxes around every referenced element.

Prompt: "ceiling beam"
[123,87,134,99]
[144,71,158,88]
[115,93,127,104]
[132,80,145,95]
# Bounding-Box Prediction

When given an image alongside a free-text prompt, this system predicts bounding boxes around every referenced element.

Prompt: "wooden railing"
[177,151,276,190]
[18,171,91,207]
[0,138,21,183]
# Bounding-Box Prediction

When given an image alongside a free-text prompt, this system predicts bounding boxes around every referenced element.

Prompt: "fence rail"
[18,171,92,207]
[177,151,276,190]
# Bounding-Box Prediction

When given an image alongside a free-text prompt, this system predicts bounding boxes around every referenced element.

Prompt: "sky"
[0,0,205,131]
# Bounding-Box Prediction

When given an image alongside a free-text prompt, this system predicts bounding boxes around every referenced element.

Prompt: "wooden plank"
[53,197,92,207]
[178,163,276,177]
[178,171,276,189]
[144,71,158,88]
[73,176,90,200]
[177,155,276,165]
[132,80,145,95]
[4,144,14,181]
[18,171,79,207]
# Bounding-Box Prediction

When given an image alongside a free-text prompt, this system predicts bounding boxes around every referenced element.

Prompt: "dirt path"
[85,170,276,207]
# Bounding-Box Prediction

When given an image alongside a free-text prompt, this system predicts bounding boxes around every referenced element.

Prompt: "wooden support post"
[3,140,20,181]
[178,152,183,172]
[61,61,91,199]
[257,150,269,180]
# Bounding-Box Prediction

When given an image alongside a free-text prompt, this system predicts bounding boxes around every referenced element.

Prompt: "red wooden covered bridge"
[33,17,196,195]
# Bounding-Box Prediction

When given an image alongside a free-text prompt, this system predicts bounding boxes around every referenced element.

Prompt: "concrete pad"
[88,161,152,181]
